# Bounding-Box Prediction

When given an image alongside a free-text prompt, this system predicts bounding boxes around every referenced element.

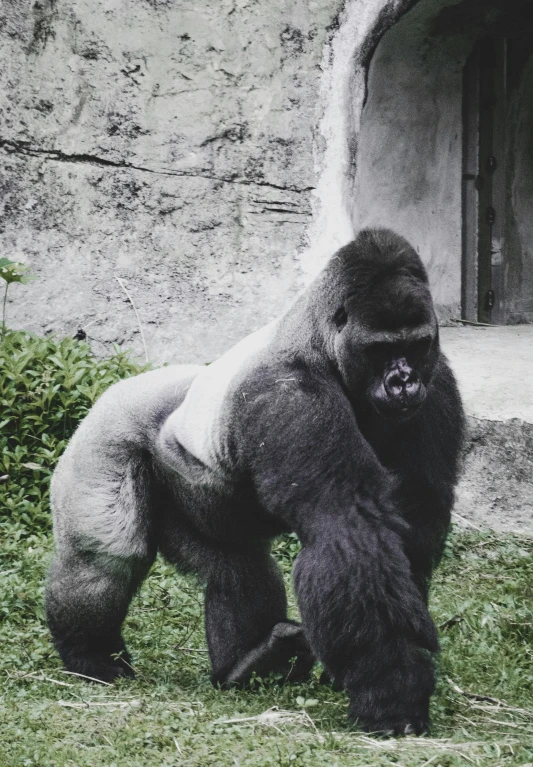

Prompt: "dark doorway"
[462,5,533,324]
[462,39,506,324]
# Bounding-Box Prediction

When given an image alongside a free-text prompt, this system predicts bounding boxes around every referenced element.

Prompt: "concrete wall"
[0,0,434,363]
[0,0,344,363]
[2,0,531,363]
[350,0,479,322]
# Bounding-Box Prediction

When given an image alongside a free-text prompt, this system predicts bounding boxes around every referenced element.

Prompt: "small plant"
[0,258,36,335]
[0,330,144,537]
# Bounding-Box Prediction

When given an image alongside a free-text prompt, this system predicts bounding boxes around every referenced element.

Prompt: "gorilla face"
[331,273,439,422]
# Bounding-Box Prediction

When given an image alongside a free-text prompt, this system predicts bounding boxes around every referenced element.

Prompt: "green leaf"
[0,260,36,285]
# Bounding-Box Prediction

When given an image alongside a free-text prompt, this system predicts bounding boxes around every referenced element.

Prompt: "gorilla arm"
[235,375,438,734]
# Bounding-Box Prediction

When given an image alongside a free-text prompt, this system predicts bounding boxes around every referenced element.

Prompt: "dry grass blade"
[9,670,75,687]
[58,699,141,709]
[343,734,518,761]
[219,706,320,739]
[57,669,112,685]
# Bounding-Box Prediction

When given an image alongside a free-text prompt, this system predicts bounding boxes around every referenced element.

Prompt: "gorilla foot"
[219,622,315,688]
[55,639,135,683]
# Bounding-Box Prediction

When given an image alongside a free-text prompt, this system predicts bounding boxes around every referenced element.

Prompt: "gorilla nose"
[384,363,421,400]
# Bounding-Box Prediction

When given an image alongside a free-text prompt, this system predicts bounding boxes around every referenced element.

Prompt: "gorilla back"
[46,228,464,735]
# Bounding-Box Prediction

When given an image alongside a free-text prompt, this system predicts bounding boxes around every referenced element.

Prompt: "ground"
[1,529,532,767]
[1,327,532,766]
[441,326,533,534]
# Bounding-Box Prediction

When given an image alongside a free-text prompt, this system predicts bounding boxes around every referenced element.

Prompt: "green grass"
[1,530,532,767]
[1,329,532,766]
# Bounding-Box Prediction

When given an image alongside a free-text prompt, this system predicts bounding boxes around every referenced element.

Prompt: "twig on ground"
[57,669,112,686]
[58,699,141,709]
[447,678,501,704]
[8,670,75,687]
[439,614,463,630]
[451,512,484,531]
[450,318,500,327]
[448,678,533,718]
[174,646,209,653]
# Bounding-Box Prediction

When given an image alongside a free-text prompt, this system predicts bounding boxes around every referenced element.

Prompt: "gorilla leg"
[159,525,313,687]
[46,551,154,682]
[205,548,313,687]
[293,517,438,735]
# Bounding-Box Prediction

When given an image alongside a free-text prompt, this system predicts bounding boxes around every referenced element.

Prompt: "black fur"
[46,229,464,735]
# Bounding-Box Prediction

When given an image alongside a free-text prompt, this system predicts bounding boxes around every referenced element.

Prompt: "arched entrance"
[350,0,533,324]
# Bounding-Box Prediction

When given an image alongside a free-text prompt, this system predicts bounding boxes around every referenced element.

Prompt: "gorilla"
[46,229,464,735]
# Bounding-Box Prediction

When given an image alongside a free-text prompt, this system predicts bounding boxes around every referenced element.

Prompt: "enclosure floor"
[441,326,533,423]
[441,326,533,533]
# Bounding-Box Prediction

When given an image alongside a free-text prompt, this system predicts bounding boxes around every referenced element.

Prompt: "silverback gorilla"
[46,229,464,735]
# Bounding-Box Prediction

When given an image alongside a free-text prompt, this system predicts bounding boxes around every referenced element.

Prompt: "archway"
[351,0,533,324]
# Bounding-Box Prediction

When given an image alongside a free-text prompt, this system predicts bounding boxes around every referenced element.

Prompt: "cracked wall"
[0,0,346,363]
[1,0,467,363]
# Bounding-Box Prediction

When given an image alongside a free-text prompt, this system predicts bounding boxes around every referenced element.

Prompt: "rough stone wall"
[349,0,483,322]
[3,0,492,364]
[0,0,344,363]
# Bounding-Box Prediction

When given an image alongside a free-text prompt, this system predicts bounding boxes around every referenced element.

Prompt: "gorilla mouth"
[372,398,424,422]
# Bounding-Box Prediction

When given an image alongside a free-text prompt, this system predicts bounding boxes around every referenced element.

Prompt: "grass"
[1,329,532,766]
[1,529,532,767]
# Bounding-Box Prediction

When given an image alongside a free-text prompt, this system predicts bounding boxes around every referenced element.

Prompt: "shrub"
[0,330,143,539]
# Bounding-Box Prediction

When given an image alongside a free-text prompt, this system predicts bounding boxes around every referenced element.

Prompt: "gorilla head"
[312,229,439,421]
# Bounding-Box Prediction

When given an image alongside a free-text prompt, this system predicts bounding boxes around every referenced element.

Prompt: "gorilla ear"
[333,307,348,331]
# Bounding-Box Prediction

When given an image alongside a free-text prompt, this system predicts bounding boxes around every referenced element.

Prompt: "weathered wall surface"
[8,0,528,362]
[350,0,482,322]
[1,0,451,363]
[1,0,345,363]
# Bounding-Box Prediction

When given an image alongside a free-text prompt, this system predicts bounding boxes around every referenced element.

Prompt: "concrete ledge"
[441,326,533,424]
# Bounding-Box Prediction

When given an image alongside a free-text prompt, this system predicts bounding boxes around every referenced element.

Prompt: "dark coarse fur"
[46,228,465,736]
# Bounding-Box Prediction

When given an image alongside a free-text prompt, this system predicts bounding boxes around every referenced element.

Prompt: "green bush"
[0,330,143,539]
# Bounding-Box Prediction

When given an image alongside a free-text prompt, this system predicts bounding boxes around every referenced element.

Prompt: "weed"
[0,329,143,541]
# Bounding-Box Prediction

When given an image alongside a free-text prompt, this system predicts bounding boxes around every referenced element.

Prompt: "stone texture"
[2,0,532,363]
[0,0,343,363]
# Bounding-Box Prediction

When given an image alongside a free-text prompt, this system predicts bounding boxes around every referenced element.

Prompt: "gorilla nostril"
[406,378,421,395]
[384,371,404,397]
[384,368,420,399]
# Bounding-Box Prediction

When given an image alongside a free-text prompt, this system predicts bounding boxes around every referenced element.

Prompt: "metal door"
[462,38,506,323]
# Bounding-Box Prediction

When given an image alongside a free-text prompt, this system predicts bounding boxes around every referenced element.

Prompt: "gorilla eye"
[333,307,348,331]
